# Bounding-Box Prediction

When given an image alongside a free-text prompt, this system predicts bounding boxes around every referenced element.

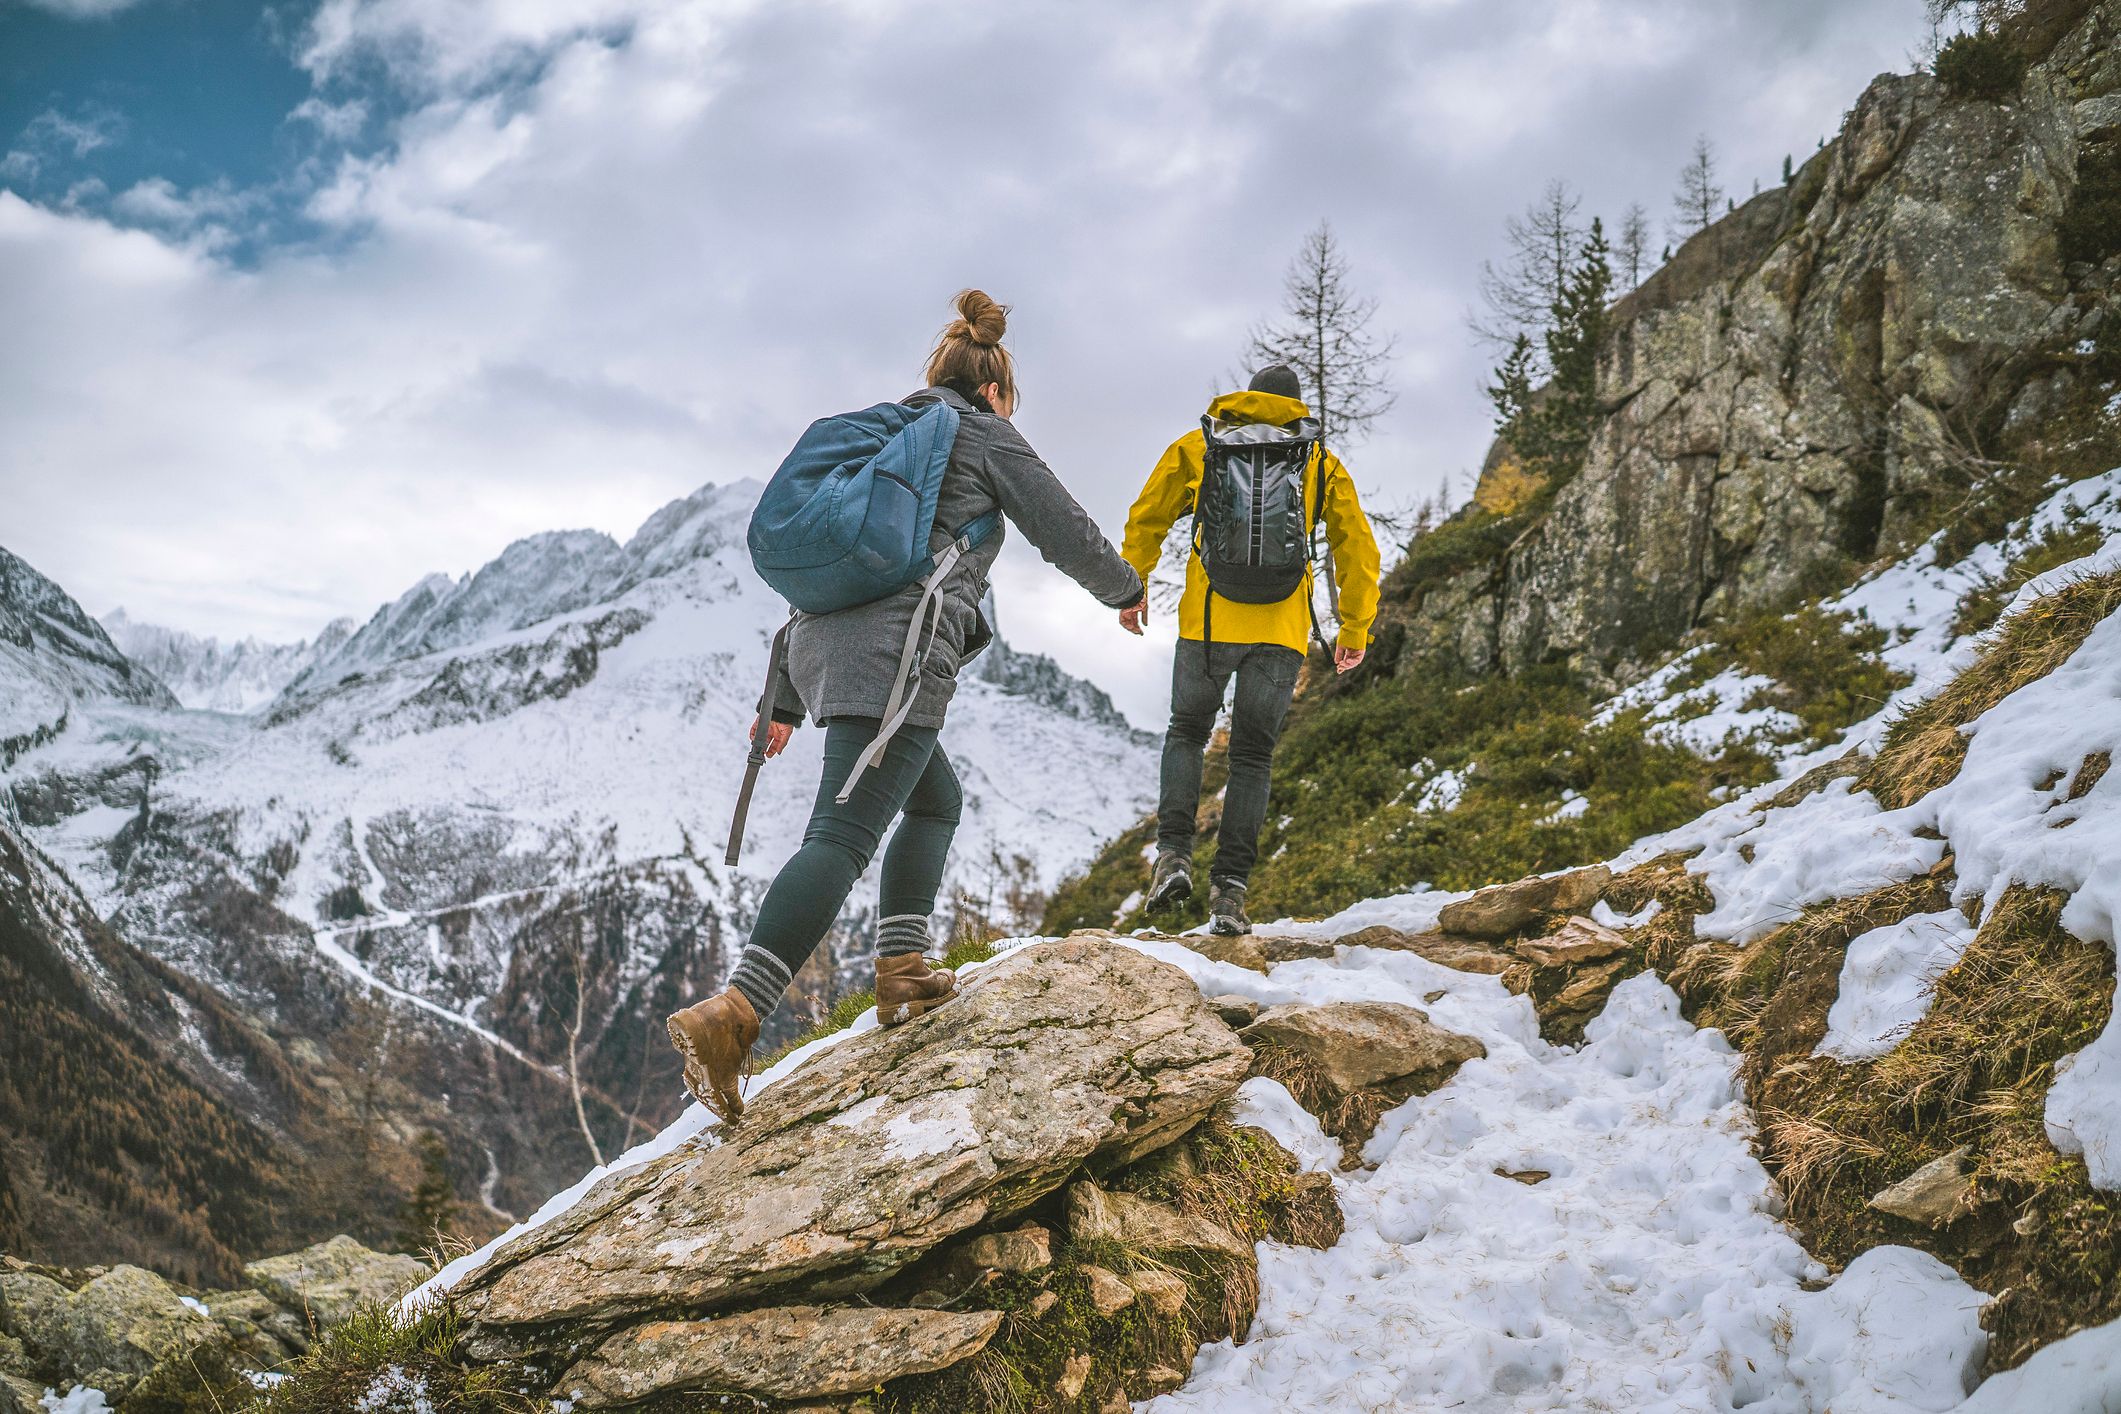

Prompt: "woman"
[668,290,1145,1121]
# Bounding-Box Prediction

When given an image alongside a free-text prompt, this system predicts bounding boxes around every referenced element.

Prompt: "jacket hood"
[1205,389,1311,426]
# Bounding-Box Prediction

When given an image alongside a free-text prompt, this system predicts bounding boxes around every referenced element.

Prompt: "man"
[1118,364,1381,934]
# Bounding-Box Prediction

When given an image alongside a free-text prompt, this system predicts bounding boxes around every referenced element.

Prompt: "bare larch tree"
[1470,180,1586,367]
[1616,204,1651,292]
[1669,135,1726,244]
[1247,220,1398,445]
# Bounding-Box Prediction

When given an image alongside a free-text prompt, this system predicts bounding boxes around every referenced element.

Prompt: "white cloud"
[18,105,126,158]
[14,0,145,16]
[0,0,1929,727]
[288,96,371,142]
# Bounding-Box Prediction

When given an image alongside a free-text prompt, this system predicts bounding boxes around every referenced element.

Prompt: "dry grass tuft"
[1867,569,2121,809]
[1243,1043,1401,1161]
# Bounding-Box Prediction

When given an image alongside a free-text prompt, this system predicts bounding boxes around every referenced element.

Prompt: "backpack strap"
[725,616,796,867]
[835,524,981,804]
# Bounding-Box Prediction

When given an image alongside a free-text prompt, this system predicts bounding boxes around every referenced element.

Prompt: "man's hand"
[1333,645,1366,675]
[1119,594,1149,635]
[750,715,793,759]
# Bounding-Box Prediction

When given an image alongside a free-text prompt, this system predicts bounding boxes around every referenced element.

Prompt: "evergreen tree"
[1782,153,1794,184]
[1539,217,1613,477]
[396,1132,457,1256]
[1486,334,1537,436]
[1246,220,1397,443]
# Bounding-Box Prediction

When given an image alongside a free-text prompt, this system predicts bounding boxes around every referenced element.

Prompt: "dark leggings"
[729,717,961,1018]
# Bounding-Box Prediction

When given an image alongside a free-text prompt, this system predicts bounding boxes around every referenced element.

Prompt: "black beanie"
[1248,364,1302,400]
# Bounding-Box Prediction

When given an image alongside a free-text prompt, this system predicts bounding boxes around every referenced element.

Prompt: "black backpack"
[1193,413,1327,642]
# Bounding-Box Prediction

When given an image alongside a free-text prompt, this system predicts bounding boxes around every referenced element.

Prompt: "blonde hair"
[923,289,1017,406]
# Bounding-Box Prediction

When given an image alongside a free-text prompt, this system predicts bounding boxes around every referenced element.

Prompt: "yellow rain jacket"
[1121,390,1381,653]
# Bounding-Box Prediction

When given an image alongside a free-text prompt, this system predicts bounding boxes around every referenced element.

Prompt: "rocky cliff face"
[1386,0,2120,690]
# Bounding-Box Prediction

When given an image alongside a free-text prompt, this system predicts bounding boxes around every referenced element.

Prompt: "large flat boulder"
[246,1236,427,1328]
[1240,1001,1486,1094]
[1437,866,1612,939]
[1333,926,1517,974]
[559,1306,1002,1407]
[449,938,1251,1336]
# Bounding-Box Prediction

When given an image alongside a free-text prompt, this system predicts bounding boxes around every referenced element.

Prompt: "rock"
[1516,915,1630,966]
[205,1288,309,1360]
[1259,935,1338,965]
[1869,1147,1975,1227]
[1082,1265,1135,1317]
[0,1272,67,1355]
[1028,1290,1059,1319]
[962,1225,1052,1275]
[1124,1269,1189,1320]
[560,1306,1002,1406]
[1364,929,1519,974]
[451,939,1252,1336]
[1239,1001,1487,1094]
[1551,958,1632,1013]
[1438,867,1611,938]
[1207,994,1262,1027]
[1099,1388,1131,1413]
[0,1334,25,1377]
[0,1375,39,1414]
[4,1265,226,1382]
[1066,1182,1252,1264]
[245,1236,427,1329]
[1056,1352,1094,1400]
[1497,1169,1551,1185]
[1142,1365,1187,1395]
[1164,933,1267,972]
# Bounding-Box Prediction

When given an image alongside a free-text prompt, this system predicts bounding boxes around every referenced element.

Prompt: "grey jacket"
[772,387,1143,731]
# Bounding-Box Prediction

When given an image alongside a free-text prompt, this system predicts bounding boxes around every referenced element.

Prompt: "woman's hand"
[750,716,793,759]
[1119,595,1148,635]
[1333,645,1365,674]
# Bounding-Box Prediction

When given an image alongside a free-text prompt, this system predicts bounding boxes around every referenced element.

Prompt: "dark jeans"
[1157,639,1301,885]
[746,717,962,985]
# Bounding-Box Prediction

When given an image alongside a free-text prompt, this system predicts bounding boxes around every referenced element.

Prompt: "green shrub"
[240,1303,535,1413]
[1703,605,1912,744]
[1934,28,2027,100]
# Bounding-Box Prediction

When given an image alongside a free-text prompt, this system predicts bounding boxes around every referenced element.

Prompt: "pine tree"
[1539,217,1613,477]
[1486,334,1537,434]
[396,1132,457,1256]
[1246,221,1397,443]
[1782,153,1794,184]
[1669,135,1726,243]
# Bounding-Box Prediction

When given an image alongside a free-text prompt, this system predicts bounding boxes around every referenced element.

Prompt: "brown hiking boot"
[666,988,759,1123]
[875,952,957,1028]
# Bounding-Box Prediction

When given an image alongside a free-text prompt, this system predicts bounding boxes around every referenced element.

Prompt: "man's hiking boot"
[876,952,957,1027]
[666,987,759,1124]
[1207,878,1252,936]
[1147,852,1194,910]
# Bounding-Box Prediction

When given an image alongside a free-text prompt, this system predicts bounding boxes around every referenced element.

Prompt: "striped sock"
[876,913,930,958]
[726,945,793,1021]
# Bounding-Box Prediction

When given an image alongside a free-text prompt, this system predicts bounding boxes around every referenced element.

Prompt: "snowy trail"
[1137,925,1991,1414]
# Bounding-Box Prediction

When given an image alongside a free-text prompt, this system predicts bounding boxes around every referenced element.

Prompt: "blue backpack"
[726,396,1000,864]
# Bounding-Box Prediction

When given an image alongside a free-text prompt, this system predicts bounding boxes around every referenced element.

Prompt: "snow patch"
[1816,910,1980,1062]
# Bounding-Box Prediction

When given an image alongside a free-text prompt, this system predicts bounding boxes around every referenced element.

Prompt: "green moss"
[238,1302,537,1413]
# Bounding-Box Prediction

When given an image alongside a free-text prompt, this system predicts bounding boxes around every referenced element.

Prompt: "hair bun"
[952,289,1007,347]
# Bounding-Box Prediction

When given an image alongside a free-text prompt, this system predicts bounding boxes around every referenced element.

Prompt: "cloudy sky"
[1,0,1932,726]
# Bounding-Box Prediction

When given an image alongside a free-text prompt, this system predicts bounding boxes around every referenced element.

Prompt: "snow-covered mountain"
[1,480,1158,1238]
[102,609,356,715]
[1,547,175,765]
